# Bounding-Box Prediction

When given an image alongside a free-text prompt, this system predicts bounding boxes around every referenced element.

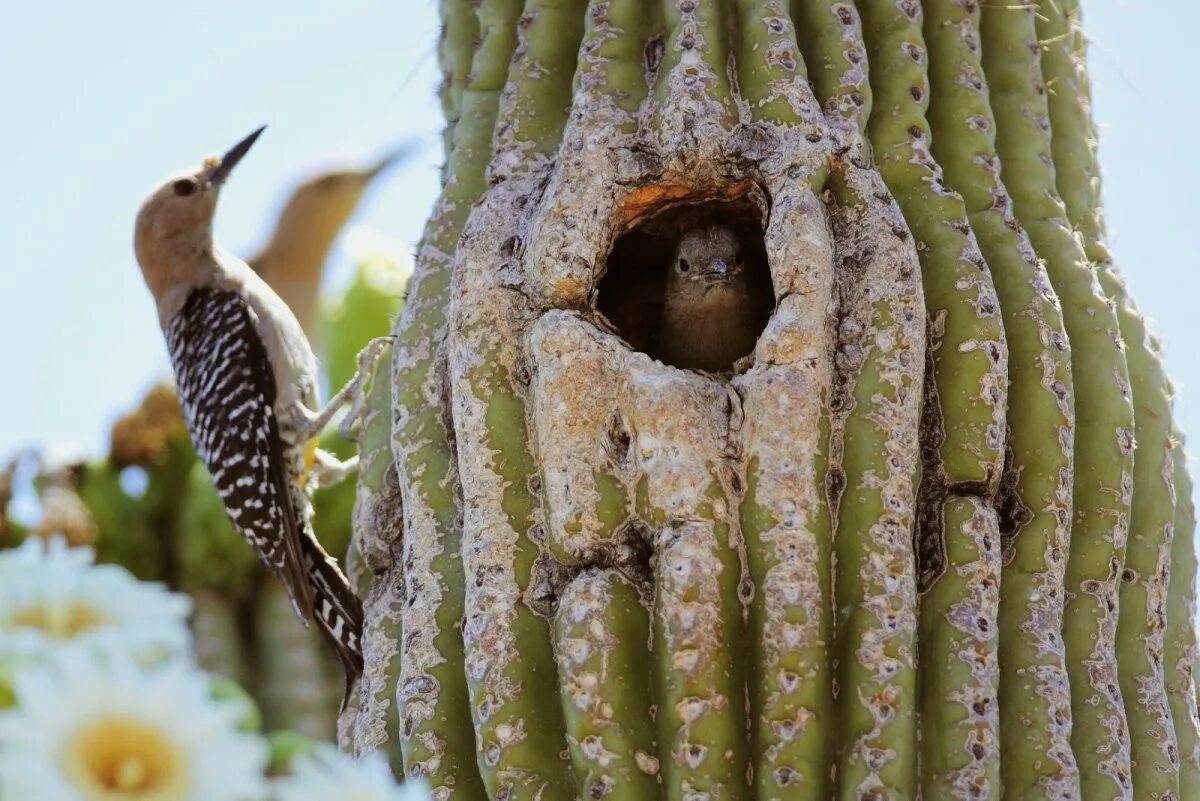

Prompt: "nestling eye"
[173,178,197,197]
[678,258,691,274]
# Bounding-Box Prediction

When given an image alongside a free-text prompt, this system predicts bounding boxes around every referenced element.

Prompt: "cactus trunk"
[344,3,1200,800]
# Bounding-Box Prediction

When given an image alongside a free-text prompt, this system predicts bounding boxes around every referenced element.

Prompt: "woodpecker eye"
[173,178,197,197]
[678,258,691,274]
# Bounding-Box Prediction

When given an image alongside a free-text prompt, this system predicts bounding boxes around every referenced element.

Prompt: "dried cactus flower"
[108,381,187,470]
[31,486,99,548]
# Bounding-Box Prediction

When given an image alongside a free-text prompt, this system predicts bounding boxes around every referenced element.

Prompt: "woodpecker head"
[134,126,265,291]
[667,225,745,300]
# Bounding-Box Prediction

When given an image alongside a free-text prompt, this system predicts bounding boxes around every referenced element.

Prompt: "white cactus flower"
[272,745,431,801]
[0,536,191,669]
[0,648,268,801]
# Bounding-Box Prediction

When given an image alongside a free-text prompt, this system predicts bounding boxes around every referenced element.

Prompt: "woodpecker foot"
[293,337,394,442]
[312,449,358,488]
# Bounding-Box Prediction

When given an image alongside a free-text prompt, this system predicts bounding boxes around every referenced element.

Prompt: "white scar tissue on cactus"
[271,744,431,801]
[0,649,269,801]
[0,537,192,672]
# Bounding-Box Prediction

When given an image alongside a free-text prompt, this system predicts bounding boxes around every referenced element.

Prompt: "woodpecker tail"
[299,533,364,706]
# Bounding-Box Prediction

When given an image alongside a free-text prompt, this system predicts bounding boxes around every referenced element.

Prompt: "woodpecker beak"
[366,141,414,179]
[207,125,266,187]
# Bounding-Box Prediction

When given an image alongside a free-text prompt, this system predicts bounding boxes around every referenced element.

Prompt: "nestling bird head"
[134,126,265,294]
[667,225,745,297]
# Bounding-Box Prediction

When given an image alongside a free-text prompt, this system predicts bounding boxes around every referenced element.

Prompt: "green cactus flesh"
[336,2,1198,800]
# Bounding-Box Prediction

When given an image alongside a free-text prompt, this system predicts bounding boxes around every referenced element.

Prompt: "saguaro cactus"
[344,2,1200,800]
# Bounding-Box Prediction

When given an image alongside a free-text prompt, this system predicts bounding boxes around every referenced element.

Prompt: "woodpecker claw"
[312,450,358,487]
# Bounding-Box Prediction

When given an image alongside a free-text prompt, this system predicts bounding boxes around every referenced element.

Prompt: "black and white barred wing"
[165,288,315,619]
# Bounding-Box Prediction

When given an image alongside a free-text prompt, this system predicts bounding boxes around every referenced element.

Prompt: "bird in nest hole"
[656,224,762,372]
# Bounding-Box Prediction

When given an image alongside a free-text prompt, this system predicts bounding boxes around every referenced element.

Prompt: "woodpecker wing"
[166,288,315,619]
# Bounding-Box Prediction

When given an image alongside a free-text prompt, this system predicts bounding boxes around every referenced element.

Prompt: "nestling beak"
[700,258,729,280]
[207,125,267,187]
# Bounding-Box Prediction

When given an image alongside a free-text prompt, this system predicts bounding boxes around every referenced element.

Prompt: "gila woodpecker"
[133,127,388,696]
[657,224,760,371]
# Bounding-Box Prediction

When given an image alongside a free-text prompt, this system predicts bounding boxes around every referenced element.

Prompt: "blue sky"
[1,2,1197,506]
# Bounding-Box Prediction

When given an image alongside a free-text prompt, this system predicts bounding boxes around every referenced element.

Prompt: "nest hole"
[596,196,774,373]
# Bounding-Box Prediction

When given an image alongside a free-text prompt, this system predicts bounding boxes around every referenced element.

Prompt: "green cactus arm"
[140,437,198,588]
[1035,3,1181,792]
[351,341,398,579]
[857,0,1006,492]
[647,481,749,801]
[455,348,577,801]
[345,342,407,776]
[524,311,752,801]
[254,580,339,741]
[573,0,660,130]
[1036,0,1103,253]
[555,571,661,801]
[738,16,869,792]
[77,461,163,581]
[654,0,737,130]
[825,161,924,801]
[920,1,1079,796]
[352,568,406,775]
[801,24,924,797]
[979,5,1137,797]
[439,0,478,167]
[917,497,1000,800]
[1108,314,1181,797]
[322,260,406,400]
[447,2,588,799]
[492,0,587,166]
[853,5,1006,792]
[189,587,251,690]
[343,536,371,599]
[739,450,833,798]
[382,0,487,795]
[791,0,871,131]
[389,133,484,798]
[726,11,837,791]
[1166,439,1200,793]
[732,0,808,125]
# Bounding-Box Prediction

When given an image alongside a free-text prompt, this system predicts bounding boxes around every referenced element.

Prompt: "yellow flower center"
[9,601,110,638]
[63,718,187,800]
